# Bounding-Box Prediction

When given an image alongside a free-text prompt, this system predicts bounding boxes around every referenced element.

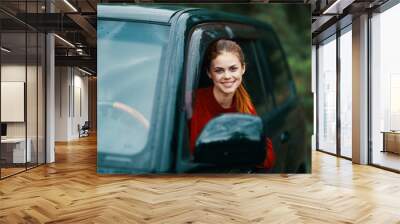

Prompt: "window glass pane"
[187,37,273,143]
[97,20,169,171]
[1,29,27,177]
[317,36,337,154]
[38,32,45,165]
[27,31,38,169]
[25,0,41,169]
[371,4,400,171]
[340,29,352,158]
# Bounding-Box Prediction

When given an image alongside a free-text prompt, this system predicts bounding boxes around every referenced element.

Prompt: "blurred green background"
[183,3,312,149]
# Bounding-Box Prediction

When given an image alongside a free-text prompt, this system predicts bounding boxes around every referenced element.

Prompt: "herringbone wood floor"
[1,135,400,224]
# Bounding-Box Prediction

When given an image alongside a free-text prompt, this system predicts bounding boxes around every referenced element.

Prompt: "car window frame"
[97,18,172,173]
[175,22,273,172]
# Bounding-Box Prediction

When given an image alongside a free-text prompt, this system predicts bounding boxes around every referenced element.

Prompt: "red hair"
[206,39,255,114]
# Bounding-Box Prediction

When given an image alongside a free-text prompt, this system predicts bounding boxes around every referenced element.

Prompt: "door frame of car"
[174,21,274,173]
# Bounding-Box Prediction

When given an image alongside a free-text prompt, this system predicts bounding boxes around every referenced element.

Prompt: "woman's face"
[208,51,245,95]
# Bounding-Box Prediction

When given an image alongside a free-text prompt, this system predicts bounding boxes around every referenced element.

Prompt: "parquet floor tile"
[1,135,400,223]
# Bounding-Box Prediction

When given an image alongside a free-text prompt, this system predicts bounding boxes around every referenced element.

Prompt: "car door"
[174,22,275,173]
[255,28,308,173]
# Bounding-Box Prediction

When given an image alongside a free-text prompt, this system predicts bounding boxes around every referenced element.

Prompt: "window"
[371,4,400,171]
[339,27,352,158]
[0,2,46,179]
[194,40,271,113]
[97,20,170,171]
[180,23,273,170]
[187,38,273,121]
[317,35,337,154]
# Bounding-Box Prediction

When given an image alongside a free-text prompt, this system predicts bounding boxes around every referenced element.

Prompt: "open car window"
[184,23,273,120]
[182,23,274,162]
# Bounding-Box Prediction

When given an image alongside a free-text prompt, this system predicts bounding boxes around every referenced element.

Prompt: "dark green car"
[97,4,309,174]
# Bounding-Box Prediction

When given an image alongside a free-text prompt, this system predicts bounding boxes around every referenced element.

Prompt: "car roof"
[97,4,270,30]
[98,4,192,23]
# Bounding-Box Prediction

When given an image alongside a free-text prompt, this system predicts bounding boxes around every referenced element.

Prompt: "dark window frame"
[0,1,47,180]
[315,21,353,161]
[175,22,273,172]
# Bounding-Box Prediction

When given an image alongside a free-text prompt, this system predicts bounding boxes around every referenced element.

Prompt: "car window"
[191,39,273,116]
[97,20,169,170]
[238,40,273,116]
[188,39,273,118]
[178,22,295,172]
[259,33,292,106]
[179,23,274,168]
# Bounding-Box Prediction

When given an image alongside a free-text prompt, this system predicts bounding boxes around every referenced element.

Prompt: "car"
[97,4,309,174]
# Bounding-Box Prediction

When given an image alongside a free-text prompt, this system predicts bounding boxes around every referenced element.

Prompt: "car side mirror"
[194,113,266,166]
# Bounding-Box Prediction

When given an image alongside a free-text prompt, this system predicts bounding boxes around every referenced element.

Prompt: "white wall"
[70,72,89,139]
[55,66,89,141]
[1,63,46,164]
[55,66,69,141]
[1,65,39,138]
[1,65,26,140]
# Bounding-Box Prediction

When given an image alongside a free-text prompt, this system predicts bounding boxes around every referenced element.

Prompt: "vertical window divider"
[316,44,319,151]
[68,69,71,118]
[36,0,39,167]
[44,15,47,164]
[25,0,28,171]
[367,10,373,165]
[336,28,341,157]
[60,67,62,117]
[73,68,75,118]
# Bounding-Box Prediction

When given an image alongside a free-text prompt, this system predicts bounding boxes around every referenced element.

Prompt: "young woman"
[189,39,276,169]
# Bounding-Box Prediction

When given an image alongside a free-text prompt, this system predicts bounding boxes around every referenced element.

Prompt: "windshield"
[98,20,169,160]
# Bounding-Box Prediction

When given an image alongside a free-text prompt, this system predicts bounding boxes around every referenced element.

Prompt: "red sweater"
[189,86,276,169]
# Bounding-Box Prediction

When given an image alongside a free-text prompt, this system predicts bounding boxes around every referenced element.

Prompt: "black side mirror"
[194,113,266,166]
